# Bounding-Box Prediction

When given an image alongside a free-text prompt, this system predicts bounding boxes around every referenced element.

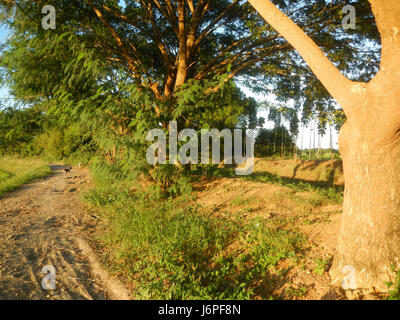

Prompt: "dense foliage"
[254,127,295,158]
[0,0,380,191]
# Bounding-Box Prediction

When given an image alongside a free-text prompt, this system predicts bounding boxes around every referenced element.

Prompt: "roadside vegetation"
[81,158,343,299]
[0,157,52,196]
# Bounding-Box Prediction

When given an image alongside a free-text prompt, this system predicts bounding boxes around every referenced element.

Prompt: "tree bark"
[249,0,400,290]
[331,114,400,290]
[175,0,188,89]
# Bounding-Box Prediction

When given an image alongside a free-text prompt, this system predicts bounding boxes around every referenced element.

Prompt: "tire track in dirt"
[0,164,131,300]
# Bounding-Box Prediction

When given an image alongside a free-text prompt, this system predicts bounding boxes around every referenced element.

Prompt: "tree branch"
[248,0,358,113]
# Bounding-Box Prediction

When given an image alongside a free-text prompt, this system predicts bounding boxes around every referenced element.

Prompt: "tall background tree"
[0,0,377,141]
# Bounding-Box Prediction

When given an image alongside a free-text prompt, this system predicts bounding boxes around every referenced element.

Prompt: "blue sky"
[0,24,10,100]
[0,14,338,149]
[0,25,8,41]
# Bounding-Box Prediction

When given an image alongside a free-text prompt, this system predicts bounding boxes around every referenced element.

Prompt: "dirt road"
[0,165,131,300]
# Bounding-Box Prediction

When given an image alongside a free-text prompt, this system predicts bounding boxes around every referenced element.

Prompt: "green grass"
[285,286,308,298]
[0,157,53,196]
[385,268,400,300]
[84,176,307,300]
[313,258,330,276]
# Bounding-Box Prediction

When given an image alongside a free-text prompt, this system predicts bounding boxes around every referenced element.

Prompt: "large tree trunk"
[331,136,400,290]
[249,0,400,290]
[330,0,400,288]
[330,63,400,290]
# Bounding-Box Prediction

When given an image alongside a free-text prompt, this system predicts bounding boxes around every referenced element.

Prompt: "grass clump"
[0,157,52,196]
[313,258,330,276]
[385,268,400,300]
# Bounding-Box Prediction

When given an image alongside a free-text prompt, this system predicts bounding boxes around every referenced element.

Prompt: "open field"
[0,157,53,196]
[253,159,344,187]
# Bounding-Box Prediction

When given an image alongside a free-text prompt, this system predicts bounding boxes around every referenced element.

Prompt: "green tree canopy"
[0,0,381,186]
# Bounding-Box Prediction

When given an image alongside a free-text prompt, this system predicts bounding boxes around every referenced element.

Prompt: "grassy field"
[0,157,52,196]
[83,159,346,299]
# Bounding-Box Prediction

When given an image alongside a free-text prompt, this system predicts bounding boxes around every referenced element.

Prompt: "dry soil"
[0,164,131,300]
